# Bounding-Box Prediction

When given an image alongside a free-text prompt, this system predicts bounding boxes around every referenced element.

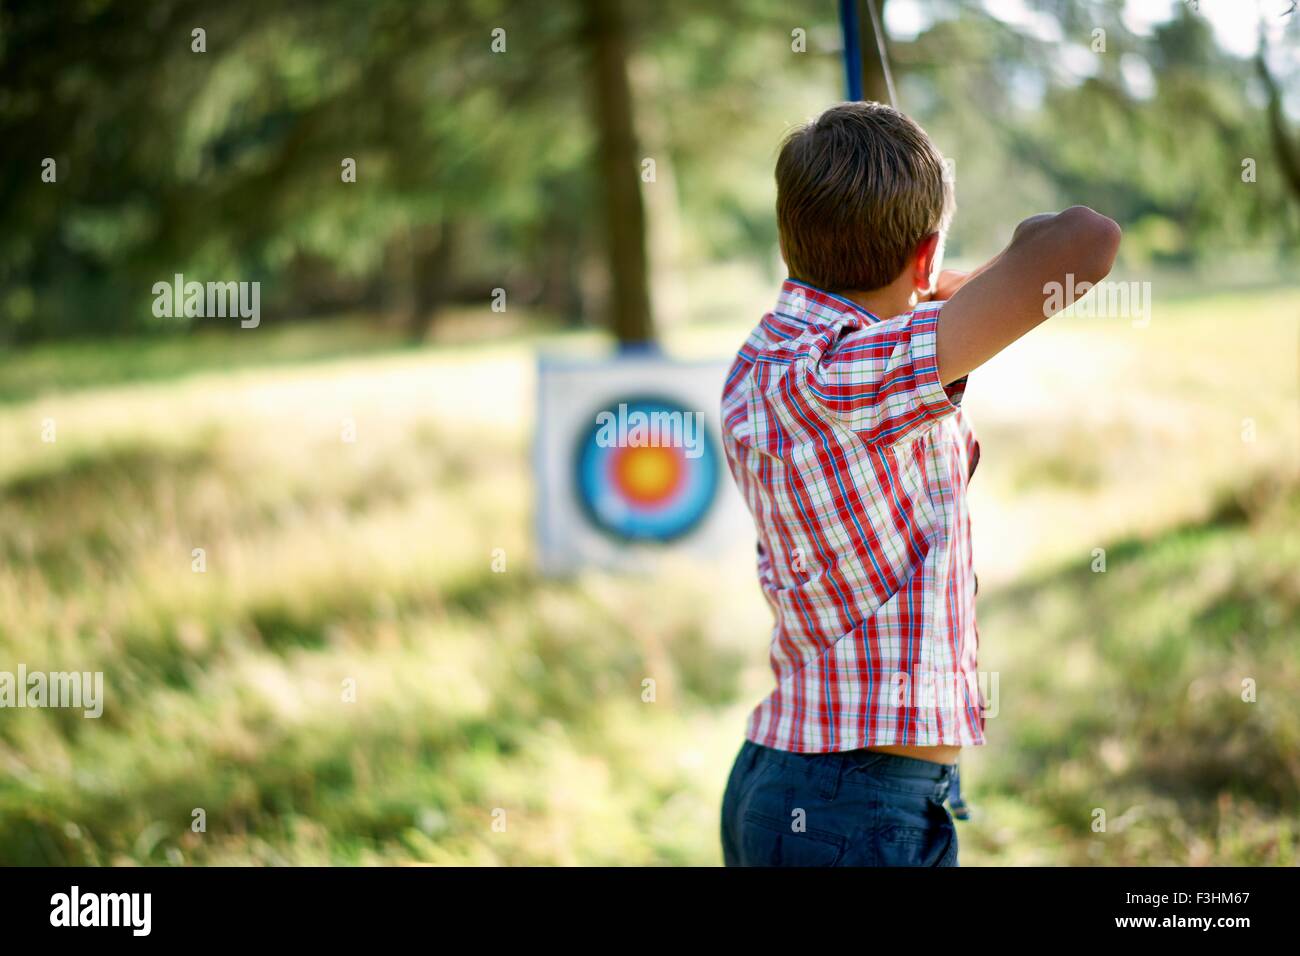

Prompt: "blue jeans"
[721,740,959,866]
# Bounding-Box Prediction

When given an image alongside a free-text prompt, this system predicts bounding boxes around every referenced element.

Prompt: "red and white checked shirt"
[721,279,986,752]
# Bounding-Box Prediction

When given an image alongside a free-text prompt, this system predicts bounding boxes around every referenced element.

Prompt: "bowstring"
[865,0,899,109]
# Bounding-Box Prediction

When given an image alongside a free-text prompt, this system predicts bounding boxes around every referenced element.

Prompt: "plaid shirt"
[721,279,985,752]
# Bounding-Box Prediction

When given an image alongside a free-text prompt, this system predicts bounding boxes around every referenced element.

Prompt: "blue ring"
[574,396,720,543]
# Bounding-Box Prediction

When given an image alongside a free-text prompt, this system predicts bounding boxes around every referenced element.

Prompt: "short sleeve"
[908,301,970,411]
[810,300,965,446]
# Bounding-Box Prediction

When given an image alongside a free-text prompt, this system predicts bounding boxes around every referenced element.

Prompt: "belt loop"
[745,742,761,775]
[931,765,949,803]
[817,754,842,801]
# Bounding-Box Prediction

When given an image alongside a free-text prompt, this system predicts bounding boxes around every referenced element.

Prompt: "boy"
[719,102,1120,866]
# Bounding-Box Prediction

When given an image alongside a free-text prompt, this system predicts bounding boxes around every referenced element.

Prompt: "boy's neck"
[840,277,918,322]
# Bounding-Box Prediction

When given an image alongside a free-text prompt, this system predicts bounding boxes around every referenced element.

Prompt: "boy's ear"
[912,232,942,294]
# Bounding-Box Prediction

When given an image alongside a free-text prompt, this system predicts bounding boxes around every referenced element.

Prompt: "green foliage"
[2,1,1297,343]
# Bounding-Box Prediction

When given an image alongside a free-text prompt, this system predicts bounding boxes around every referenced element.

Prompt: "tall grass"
[0,287,1296,864]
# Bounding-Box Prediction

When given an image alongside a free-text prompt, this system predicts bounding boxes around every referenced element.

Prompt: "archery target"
[574,395,721,543]
[535,352,746,573]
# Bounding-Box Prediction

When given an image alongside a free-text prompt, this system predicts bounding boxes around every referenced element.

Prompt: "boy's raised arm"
[935,206,1122,385]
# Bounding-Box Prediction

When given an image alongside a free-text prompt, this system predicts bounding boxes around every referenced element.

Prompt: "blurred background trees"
[1,0,1297,346]
[1,0,1298,868]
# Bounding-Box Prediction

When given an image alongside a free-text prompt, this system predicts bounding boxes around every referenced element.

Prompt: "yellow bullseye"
[613,445,683,506]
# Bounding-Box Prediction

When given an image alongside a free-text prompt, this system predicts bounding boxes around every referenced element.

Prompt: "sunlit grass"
[0,285,1296,865]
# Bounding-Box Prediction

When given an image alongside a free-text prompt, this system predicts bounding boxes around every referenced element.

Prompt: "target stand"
[535,350,746,574]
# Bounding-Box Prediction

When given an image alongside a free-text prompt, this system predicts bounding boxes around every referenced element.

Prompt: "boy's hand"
[923,270,971,302]
[935,206,1121,385]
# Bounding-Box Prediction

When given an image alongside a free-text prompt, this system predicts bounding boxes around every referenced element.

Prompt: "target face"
[574,396,720,542]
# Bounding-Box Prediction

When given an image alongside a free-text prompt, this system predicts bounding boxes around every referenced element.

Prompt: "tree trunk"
[581,0,655,346]
[537,222,583,321]
[854,0,893,106]
[1256,47,1300,207]
[410,221,453,340]
[383,221,452,342]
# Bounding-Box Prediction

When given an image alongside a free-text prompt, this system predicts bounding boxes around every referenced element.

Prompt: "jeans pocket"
[875,800,958,867]
[740,809,846,867]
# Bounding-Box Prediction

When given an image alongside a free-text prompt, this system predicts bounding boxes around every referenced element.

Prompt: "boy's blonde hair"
[776,101,953,293]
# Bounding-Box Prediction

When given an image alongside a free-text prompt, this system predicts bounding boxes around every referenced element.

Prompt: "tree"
[1256,37,1300,207]
[846,0,893,105]
[581,0,654,346]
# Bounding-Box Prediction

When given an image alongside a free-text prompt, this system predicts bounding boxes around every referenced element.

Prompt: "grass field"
[0,282,1297,865]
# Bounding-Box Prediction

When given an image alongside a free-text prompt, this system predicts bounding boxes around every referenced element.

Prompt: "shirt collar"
[776,278,883,328]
